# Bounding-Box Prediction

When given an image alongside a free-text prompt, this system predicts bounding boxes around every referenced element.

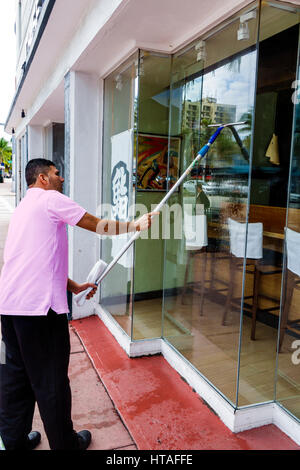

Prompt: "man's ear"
[38,173,49,186]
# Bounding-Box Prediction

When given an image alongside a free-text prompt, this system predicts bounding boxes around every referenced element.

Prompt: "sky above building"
[0,0,16,141]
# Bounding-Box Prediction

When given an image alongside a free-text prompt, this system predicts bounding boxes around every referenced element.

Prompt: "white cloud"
[187,51,257,120]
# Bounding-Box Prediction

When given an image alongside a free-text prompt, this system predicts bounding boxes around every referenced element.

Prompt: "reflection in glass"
[238,1,300,408]
[163,4,258,406]
[132,52,172,340]
[99,1,300,422]
[276,15,300,419]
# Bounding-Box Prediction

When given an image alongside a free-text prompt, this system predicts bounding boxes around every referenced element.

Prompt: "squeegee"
[74,121,246,307]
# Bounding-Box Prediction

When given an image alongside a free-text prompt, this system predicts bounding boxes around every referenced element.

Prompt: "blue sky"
[152,50,256,126]
[187,51,257,121]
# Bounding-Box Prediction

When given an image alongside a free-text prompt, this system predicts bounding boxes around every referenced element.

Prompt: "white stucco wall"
[67,71,102,319]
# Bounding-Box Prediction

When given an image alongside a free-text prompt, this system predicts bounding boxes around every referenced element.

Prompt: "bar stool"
[181,209,229,314]
[223,218,281,339]
[181,211,208,314]
[222,219,262,326]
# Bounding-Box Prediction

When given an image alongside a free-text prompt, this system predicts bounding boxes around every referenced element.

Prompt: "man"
[196,183,210,214]
[0,158,156,450]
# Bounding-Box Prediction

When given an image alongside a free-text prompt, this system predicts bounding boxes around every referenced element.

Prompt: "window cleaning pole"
[74,121,246,307]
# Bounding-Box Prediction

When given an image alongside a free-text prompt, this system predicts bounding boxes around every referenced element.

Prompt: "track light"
[237,21,250,41]
[195,40,206,62]
[115,74,123,91]
[237,10,256,41]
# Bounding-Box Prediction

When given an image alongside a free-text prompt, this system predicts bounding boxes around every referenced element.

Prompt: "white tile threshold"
[94,304,300,446]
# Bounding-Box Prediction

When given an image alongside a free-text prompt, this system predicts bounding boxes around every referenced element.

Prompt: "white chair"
[184,212,208,251]
[223,218,281,338]
[227,218,263,260]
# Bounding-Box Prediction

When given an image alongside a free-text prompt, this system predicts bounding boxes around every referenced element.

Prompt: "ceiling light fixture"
[115,74,123,91]
[237,10,256,41]
[195,40,206,62]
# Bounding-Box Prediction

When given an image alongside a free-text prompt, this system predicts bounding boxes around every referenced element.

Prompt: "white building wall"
[66,71,102,319]
[27,125,43,159]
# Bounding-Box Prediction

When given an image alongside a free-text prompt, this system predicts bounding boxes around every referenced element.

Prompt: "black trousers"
[0,309,79,450]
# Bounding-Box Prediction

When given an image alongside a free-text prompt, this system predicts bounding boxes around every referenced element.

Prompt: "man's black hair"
[25,158,55,187]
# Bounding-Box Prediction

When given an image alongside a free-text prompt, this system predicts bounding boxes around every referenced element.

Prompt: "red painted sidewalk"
[71,315,300,451]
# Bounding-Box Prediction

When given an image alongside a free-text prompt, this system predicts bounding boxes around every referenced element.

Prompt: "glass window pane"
[163,3,259,407]
[100,53,138,337]
[132,51,172,340]
[238,1,300,408]
[276,10,300,419]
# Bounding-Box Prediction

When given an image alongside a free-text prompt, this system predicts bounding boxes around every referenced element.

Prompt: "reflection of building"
[182,98,236,130]
[5,0,300,447]
[202,97,236,124]
[182,100,201,130]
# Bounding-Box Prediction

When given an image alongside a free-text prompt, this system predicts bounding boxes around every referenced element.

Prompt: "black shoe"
[77,430,91,450]
[26,431,41,450]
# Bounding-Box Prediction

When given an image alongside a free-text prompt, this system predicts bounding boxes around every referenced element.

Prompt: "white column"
[66,71,102,319]
[27,125,44,160]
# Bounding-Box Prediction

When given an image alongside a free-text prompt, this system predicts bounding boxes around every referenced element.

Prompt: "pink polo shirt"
[0,188,86,316]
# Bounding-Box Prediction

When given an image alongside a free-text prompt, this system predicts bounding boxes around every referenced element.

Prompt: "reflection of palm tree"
[239,109,253,151]
[227,57,242,74]
[239,110,253,132]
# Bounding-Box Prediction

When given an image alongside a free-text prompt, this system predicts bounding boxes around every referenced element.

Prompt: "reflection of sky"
[186,52,257,121]
[151,51,257,126]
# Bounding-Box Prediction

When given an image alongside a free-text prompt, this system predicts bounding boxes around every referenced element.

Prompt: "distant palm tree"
[239,109,254,152]
[0,138,12,173]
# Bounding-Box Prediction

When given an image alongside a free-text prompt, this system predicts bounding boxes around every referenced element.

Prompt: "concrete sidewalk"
[32,325,137,450]
[72,315,300,451]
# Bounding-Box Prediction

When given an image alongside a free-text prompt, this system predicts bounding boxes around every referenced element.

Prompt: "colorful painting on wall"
[137,134,181,191]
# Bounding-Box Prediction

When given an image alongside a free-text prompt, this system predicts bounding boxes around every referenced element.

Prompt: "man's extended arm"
[76,211,158,235]
[72,211,158,300]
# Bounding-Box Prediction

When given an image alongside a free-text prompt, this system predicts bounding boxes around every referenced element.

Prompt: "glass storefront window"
[163,3,259,406]
[132,51,172,340]
[275,3,300,420]
[101,53,138,336]
[238,0,300,408]
[100,1,300,421]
